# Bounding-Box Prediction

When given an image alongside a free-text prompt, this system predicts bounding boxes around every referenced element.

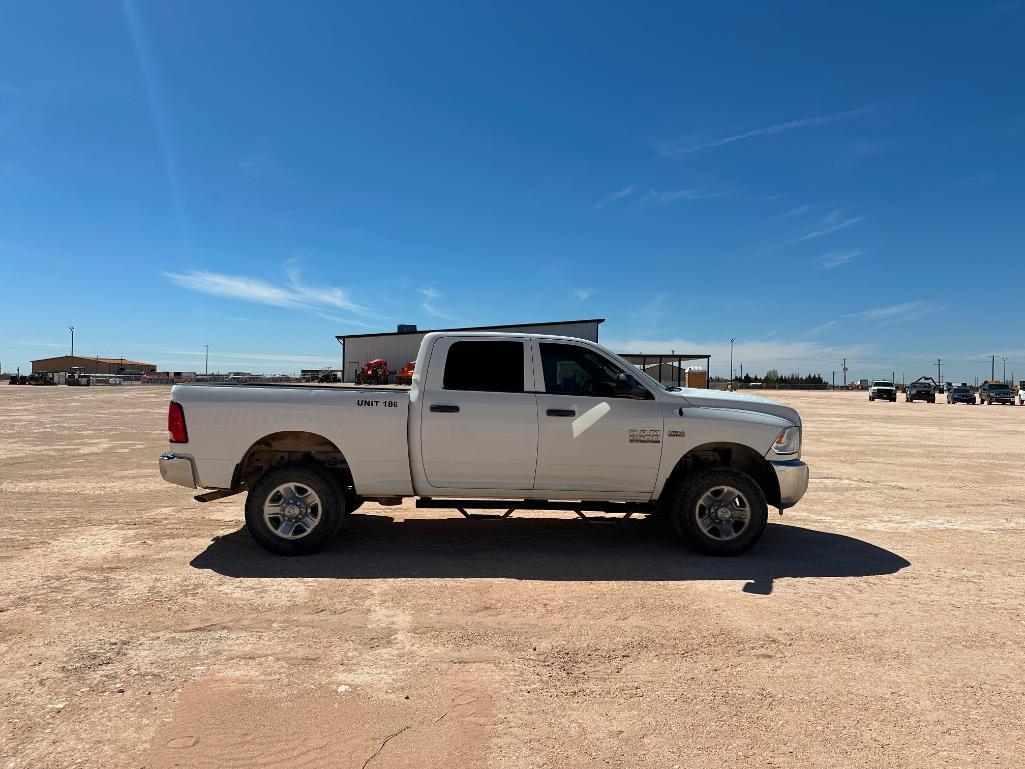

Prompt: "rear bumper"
[770,460,809,509]
[159,453,197,489]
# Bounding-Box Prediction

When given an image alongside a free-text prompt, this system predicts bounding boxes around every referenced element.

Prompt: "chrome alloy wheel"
[263,483,323,540]
[695,485,752,541]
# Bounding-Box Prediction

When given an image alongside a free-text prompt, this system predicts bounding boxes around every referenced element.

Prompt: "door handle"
[546,408,576,417]
[430,404,460,413]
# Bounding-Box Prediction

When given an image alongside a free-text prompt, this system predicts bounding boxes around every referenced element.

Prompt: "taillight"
[168,401,189,443]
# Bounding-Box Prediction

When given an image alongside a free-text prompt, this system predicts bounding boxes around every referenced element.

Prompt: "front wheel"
[244,463,345,555]
[668,466,768,556]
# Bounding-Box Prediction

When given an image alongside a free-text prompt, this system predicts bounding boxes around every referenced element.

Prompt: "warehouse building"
[336,319,604,383]
[31,355,157,375]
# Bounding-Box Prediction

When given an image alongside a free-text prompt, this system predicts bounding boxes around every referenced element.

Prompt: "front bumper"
[770,460,809,509]
[159,453,197,489]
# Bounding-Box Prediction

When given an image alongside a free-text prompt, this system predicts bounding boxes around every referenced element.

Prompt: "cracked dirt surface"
[1,386,1023,767]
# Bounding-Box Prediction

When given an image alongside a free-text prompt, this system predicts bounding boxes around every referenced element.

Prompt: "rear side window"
[443,341,524,393]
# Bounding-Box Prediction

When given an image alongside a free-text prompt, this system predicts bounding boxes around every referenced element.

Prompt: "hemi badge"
[667,430,685,438]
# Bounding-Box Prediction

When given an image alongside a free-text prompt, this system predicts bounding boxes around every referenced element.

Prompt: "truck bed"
[170,383,413,495]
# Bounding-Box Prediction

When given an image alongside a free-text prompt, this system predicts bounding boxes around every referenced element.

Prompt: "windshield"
[988,383,1010,391]
[952,388,971,394]
[873,381,894,387]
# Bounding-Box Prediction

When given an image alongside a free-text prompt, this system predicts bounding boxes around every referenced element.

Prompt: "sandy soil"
[1,386,1023,768]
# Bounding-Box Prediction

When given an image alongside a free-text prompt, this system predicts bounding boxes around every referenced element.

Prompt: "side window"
[443,341,525,393]
[540,343,651,399]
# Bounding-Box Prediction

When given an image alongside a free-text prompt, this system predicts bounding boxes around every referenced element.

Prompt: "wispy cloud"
[659,107,871,157]
[592,185,637,209]
[316,313,381,330]
[573,287,594,301]
[418,286,454,319]
[767,204,813,222]
[768,208,863,251]
[807,320,838,335]
[121,0,189,254]
[630,188,733,207]
[844,301,941,326]
[163,263,367,315]
[590,185,635,209]
[819,249,864,269]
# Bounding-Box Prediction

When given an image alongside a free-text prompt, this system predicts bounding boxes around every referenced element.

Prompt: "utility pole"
[68,326,75,357]
[937,358,942,384]
[739,363,743,380]
[842,357,848,388]
[991,354,996,382]
[729,338,735,384]
[832,371,835,389]
[205,345,209,375]
[1002,357,1007,382]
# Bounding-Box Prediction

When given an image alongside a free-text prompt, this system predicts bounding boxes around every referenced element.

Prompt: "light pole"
[68,326,75,357]
[205,345,209,375]
[729,338,735,384]
[1002,357,1007,382]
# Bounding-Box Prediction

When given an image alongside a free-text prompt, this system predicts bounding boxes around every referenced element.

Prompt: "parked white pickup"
[160,332,808,556]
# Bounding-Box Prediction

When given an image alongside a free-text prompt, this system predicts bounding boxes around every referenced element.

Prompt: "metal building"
[336,319,604,383]
[31,355,157,375]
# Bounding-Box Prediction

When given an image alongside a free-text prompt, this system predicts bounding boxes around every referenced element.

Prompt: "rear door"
[419,337,539,489]
[533,341,664,494]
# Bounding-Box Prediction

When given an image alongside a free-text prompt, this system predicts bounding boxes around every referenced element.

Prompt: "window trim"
[536,340,654,400]
[439,338,529,394]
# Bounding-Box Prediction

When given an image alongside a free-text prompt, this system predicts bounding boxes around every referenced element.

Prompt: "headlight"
[772,426,801,455]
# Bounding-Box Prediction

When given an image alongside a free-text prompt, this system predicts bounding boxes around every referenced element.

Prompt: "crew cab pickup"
[160,333,809,556]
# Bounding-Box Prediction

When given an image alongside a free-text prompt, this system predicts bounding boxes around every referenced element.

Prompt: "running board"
[415,497,653,520]
[194,488,242,503]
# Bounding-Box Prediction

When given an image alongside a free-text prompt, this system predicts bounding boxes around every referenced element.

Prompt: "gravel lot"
[1,386,1022,768]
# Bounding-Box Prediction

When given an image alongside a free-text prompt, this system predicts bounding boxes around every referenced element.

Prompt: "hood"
[669,388,802,427]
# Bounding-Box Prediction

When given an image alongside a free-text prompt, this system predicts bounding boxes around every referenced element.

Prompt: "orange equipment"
[394,361,416,386]
[355,359,389,385]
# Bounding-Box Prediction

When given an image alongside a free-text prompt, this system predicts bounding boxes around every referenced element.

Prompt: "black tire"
[244,463,345,555]
[668,466,768,556]
[869,394,874,401]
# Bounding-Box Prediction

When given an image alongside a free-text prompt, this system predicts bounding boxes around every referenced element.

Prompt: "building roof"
[336,318,605,341]
[31,355,154,367]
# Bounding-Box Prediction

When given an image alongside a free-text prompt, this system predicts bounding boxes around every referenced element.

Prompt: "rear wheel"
[668,466,768,556]
[244,464,344,555]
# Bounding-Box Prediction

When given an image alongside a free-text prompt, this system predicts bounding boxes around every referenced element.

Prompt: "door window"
[539,343,651,399]
[442,340,524,393]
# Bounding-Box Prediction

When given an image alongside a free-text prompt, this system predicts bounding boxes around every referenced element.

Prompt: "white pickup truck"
[160,332,809,556]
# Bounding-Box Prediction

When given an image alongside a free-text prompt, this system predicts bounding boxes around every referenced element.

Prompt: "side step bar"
[415,497,653,520]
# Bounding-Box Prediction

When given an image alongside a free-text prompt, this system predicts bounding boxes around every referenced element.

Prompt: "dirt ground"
[1,386,1023,768]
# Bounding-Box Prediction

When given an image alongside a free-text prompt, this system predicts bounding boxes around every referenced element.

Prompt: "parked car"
[978,382,1014,405]
[905,378,936,403]
[1019,382,1025,406]
[946,386,975,405]
[869,380,897,402]
[160,331,809,557]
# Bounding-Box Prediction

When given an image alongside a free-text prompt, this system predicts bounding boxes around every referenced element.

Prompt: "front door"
[533,341,664,494]
[420,337,539,490]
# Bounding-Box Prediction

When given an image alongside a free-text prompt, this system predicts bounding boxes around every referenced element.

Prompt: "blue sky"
[2,2,1023,383]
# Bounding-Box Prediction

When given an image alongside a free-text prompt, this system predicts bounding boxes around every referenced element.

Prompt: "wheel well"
[661,442,781,509]
[237,431,354,495]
